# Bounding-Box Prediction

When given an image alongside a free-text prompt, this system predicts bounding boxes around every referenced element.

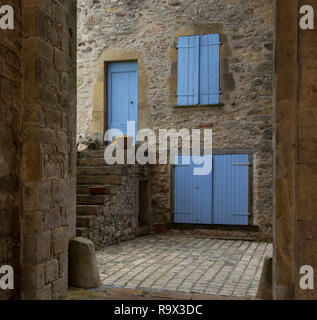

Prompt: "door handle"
[129,101,134,104]
[194,186,200,190]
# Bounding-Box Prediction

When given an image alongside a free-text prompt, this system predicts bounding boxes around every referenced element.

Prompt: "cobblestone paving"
[97,235,272,298]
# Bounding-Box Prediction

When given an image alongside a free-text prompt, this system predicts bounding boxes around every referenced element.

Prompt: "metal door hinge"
[232,163,251,167]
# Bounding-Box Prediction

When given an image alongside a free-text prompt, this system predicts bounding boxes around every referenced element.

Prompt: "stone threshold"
[169,224,260,232]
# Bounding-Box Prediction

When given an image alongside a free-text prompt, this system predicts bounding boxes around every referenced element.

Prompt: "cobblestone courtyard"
[97,234,272,298]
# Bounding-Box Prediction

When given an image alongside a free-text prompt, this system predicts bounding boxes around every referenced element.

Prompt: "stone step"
[77,195,111,205]
[77,175,122,185]
[77,166,125,176]
[76,205,105,216]
[77,158,107,167]
[78,150,105,159]
[76,215,96,227]
[76,185,120,195]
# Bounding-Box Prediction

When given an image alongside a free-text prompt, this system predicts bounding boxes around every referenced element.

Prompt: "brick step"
[76,205,105,216]
[76,215,96,227]
[77,195,112,205]
[77,166,125,176]
[77,175,122,185]
[76,185,120,195]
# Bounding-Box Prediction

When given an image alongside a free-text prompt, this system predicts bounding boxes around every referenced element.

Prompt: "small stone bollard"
[256,255,273,300]
[69,237,101,289]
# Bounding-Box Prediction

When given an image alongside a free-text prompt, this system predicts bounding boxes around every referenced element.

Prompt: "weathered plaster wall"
[77,0,274,240]
[0,0,23,300]
[0,0,77,300]
[274,0,317,299]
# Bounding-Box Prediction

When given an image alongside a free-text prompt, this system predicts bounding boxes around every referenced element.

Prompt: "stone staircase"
[76,149,151,249]
[76,150,121,237]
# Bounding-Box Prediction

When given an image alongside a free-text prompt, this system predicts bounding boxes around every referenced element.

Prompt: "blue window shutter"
[199,34,220,105]
[177,36,199,106]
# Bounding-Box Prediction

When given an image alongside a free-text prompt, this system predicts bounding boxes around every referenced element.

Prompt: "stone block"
[52,277,68,300]
[44,208,62,229]
[38,180,51,210]
[256,256,273,300]
[69,237,101,288]
[21,264,45,292]
[38,230,52,263]
[53,226,69,255]
[58,251,68,278]
[37,283,52,300]
[44,259,59,283]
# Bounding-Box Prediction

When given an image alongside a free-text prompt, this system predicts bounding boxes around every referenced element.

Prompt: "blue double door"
[174,154,250,226]
[107,62,138,138]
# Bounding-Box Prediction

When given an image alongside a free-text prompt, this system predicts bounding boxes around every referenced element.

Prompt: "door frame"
[104,60,138,144]
[170,148,254,226]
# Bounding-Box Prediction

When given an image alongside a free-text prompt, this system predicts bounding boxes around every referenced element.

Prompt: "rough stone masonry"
[0,0,77,300]
[77,0,274,241]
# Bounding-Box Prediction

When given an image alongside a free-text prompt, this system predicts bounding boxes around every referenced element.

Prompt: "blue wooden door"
[174,156,212,224]
[174,154,250,226]
[107,62,138,138]
[212,154,249,225]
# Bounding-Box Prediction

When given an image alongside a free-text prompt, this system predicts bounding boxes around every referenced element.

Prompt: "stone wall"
[274,0,317,299]
[20,0,77,300]
[0,0,22,300]
[77,0,274,241]
[0,0,77,300]
[77,160,151,250]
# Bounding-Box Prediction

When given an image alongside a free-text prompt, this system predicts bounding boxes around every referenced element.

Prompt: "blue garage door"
[174,156,212,224]
[174,154,250,226]
[212,154,249,225]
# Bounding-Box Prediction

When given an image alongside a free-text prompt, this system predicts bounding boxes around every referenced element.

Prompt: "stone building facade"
[0,0,77,300]
[77,0,274,241]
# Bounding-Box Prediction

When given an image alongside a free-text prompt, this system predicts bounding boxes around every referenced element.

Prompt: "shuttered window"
[177,34,220,106]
